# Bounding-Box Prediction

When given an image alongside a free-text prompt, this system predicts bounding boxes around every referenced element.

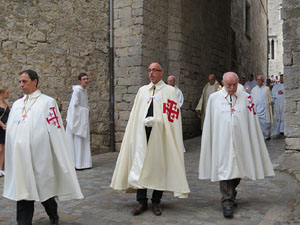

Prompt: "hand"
[1,124,6,131]
[269,102,272,106]
[278,90,283,94]
[144,117,154,127]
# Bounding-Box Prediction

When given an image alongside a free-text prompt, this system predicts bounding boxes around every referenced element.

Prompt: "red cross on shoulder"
[163,99,179,122]
[247,96,256,115]
[46,107,61,128]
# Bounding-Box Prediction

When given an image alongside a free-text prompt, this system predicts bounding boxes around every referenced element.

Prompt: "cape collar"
[73,85,87,92]
[257,84,265,89]
[147,80,166,91]
[24,89,41,100]
[207,81,219,86]
[220,86,239,99]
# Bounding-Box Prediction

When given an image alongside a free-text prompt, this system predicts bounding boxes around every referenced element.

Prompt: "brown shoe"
[132,203,148,216]
[152,203,162,216]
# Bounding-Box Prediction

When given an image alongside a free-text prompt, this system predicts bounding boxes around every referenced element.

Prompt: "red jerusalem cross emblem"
[46,107,61,128]
[163,99,179,123]
[247,96,256,115]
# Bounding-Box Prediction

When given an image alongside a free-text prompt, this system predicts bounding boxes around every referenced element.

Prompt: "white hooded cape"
[110,80,190,198]
[199,87,275,182]
[66,85,92,169]
[4,90,83,201]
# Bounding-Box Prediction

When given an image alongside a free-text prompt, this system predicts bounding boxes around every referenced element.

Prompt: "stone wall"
[113,0,232,148]
[113,0,145,150]
[0,1,270,153]
[268,0,284,77]
[0,0,110,154]
[282,0,300,150]
[178,0,231,138]
[231,0,268,77]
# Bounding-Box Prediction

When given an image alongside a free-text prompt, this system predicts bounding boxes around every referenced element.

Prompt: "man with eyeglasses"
[111,62,190,216]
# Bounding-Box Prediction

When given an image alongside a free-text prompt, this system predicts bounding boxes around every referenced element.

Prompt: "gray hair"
[223,72,239,81]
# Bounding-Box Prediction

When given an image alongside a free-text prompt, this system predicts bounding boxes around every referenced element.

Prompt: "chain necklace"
[147,85,156,104]
[225,94,237,114]
[22,95,40,120]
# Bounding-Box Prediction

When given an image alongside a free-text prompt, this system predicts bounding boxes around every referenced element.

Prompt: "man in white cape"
[167,75,186,153]
[199,72,275,218]
[167,75,184,107]
[271,74,285,135]
[251,75,273,140]
[66,73,92,169]
[195,74,221,129]
[110,62,190,216]
[4,70,83,225]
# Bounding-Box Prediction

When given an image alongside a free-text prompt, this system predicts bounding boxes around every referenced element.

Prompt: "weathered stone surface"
[0,0,110,154]
[1,0,269,153]
[268,0,284,76]
[283,0,300,150]
[286,138,300,150]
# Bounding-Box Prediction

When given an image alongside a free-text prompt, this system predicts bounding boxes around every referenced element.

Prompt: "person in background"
[66,73,92,170]
[195,74,220,130]
[272,74,285,135]
[251,75,273,140]
[245,74,257,93]
[167,75,184,108]
[0,86,10,177]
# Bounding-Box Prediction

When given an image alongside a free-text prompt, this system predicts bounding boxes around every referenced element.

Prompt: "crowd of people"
[0,66,285,224]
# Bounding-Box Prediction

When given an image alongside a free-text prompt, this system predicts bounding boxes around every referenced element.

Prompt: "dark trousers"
[138,98,163,204]
[137,189,163,204]
[219,178,241,207]
[16,197,58,225]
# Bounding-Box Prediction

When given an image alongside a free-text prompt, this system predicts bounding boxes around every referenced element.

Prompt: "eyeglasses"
[148,68,162,73]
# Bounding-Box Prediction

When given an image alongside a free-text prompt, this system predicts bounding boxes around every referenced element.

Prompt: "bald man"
[199,72,274,218]
[251,75,272,140]
[195,74,220,129]
[111,62,190,216]
[167,75,184,107]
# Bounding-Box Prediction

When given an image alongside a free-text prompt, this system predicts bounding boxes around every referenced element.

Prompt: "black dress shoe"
[152,203,162,216]
[223,206,233,218]
[50,217,59,225]
[132,203,148,216]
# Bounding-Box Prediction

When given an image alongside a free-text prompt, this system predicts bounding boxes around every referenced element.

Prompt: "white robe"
[3,90,83,201]
[251,85,272,139]
[195,81,221,129]
[175,86,184,108]
[66,85,92,169]
[245,80,257,92]
[110,80,190,198]
[199,87,275,182]
[175,86,186,152]
[271,82,284,134]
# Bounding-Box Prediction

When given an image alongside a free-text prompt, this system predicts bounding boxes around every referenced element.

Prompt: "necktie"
[145,86,155,141]
[146,86,155,117]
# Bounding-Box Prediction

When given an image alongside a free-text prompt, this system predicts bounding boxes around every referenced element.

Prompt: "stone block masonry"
[0,0,269,152]
[0,0,110,154]
[283,0,300,150]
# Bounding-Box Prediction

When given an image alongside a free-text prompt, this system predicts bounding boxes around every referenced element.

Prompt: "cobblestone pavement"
[0,135,300,225]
